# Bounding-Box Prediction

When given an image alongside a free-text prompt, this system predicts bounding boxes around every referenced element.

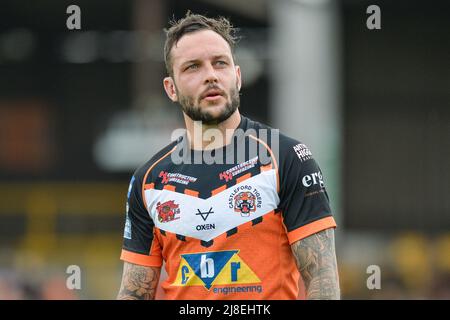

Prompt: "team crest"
[156,200,180,223]
[228,185,262,218]
[233,192,257,217]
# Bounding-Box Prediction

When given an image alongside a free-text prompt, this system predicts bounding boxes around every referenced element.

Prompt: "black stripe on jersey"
[176,234,186,241]
[226,227,238,237]
[200,239,214,248]
[252,216,263,226]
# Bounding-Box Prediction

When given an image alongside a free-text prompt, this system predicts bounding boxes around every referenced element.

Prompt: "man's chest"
[143,158,279,241]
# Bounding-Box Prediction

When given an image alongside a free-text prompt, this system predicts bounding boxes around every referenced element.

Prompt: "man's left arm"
[291,227,340,300]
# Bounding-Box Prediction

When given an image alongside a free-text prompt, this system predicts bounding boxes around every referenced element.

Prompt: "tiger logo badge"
[233,191,257,217]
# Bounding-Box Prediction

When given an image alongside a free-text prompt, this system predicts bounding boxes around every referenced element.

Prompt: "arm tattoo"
[291,228,340,299]
[117,262,161,300]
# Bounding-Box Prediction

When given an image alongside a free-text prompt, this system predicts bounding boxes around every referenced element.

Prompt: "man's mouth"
[202,89,224,101]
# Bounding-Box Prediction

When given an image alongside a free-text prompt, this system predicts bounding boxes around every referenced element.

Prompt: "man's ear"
[235,65,242,91]
[163,76,178,102]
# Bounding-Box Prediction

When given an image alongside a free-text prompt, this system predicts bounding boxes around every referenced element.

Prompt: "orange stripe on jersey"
[260,164,272,171]
[212,210,275,247]
[156,227,195,245]
[163,185,176,192]
[184,189,199,197]
[120,249,162,267]
[248,135,280,193]
[236,172,252,184]
[142,146,178,210]
[144,183,155,190]
[212,229,231,246]
[211,184,227,196]
[287,216,337,245]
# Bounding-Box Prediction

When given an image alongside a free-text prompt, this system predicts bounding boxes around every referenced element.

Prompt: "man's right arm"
[117,262,161,300]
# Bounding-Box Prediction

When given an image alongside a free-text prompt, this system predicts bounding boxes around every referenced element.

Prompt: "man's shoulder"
[133,138,181,182]
[244,116,307,156]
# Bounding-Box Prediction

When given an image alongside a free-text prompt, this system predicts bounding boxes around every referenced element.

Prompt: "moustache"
[200,85,226,100]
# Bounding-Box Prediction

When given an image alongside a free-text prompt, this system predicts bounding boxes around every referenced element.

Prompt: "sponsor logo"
[124,176,134,239]
[123,210,132,239]
[196,207,214,221]
[195,208,215,232]
[127,176,135,199]
[159,171,197,185]
[196,223,216,231]
[219,156,258,182]
[293,143,313,162]
[213,285,263,295]
[302,171,324,188]
[219,172,233,182]
[228,185,262,217]
[305,190,325,197]
[172,250,261,291]
[156,200,180,223]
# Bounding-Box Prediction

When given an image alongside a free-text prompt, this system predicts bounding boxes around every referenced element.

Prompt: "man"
[117,13,340,300]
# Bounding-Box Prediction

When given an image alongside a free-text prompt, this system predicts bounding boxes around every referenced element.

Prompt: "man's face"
[164,30,241,125]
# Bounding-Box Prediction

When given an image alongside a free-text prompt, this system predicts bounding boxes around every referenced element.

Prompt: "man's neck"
[184,111,241,151]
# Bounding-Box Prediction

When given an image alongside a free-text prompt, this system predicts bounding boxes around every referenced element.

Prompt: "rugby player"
[117,13,340,300]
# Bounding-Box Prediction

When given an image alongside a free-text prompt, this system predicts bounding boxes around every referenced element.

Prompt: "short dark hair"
[164,12,239,77]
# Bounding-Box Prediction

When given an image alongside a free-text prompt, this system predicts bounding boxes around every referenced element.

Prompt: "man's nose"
[203,63,219,84]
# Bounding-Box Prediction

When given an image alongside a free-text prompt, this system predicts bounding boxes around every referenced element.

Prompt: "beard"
[177,84,240,125]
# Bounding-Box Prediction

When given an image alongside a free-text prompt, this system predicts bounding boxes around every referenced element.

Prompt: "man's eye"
[215,60,227,66]
[187,64,198,70]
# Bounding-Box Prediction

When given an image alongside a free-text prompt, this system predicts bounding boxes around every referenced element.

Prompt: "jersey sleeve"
[278,140,336,244]
[120,173,162,267]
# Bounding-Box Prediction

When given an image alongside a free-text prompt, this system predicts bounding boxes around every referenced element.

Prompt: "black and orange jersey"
[120,115,336,299]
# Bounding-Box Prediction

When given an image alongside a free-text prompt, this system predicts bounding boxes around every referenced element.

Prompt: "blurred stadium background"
[0,0,449,299]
